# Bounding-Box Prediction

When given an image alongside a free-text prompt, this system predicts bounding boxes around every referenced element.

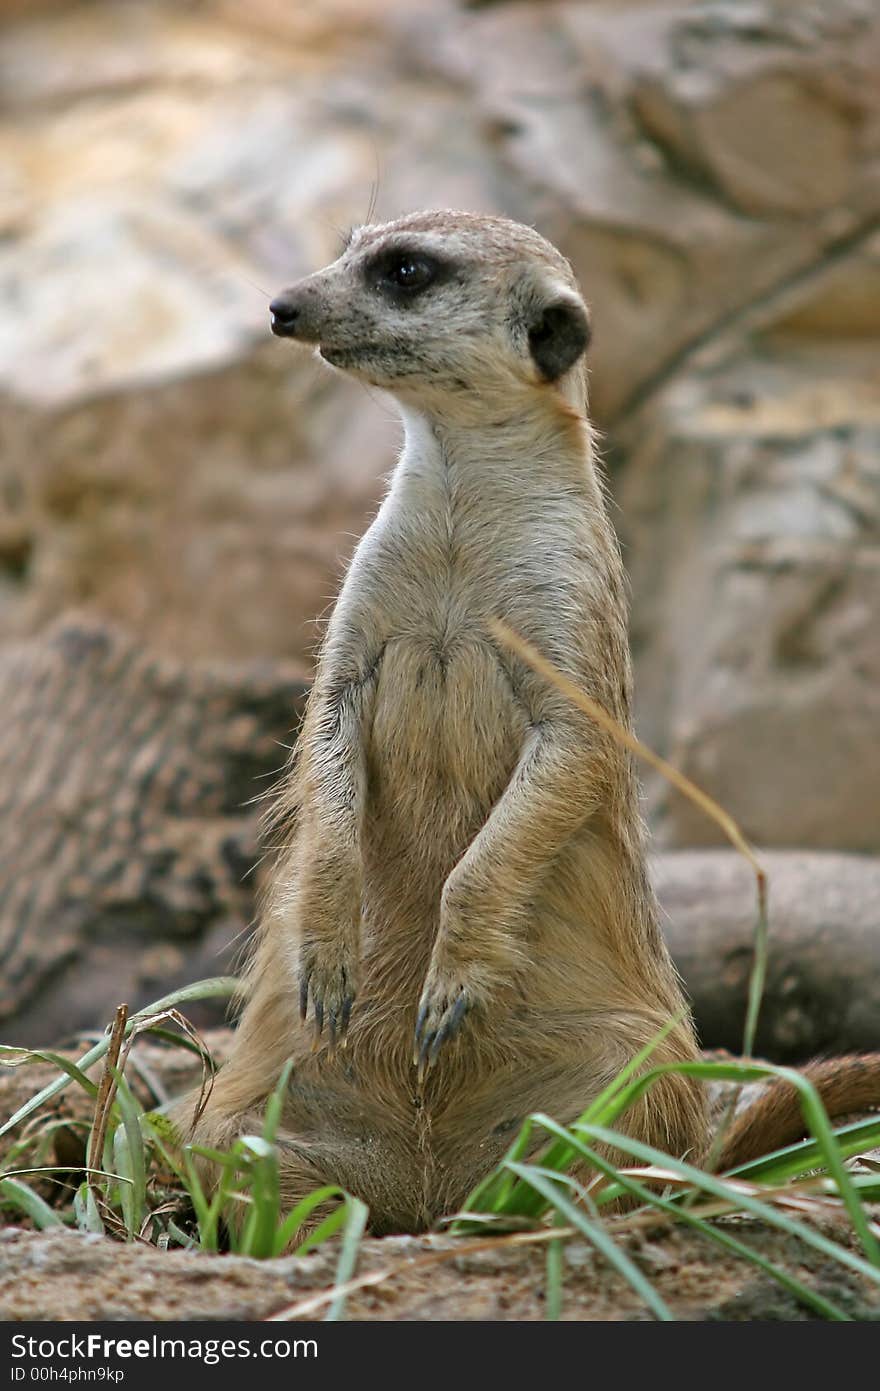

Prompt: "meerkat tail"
[714,1053,880,1172]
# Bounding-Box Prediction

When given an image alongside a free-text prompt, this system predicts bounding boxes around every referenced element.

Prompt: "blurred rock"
[0,616,307,1046]
[0,342,396,663]
[2,0,880,668]
[408,0,880,418]
[618,249,880,850]
[0,0,498,665]
[627,1,880,219]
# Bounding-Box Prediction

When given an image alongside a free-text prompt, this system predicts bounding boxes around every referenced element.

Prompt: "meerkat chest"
[371,468,583,648]
[323,423,601,842]
[350,478,581,838]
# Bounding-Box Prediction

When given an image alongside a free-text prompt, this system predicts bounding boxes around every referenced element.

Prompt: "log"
[655,850,880,1060]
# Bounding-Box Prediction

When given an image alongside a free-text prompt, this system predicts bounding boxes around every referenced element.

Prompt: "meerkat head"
[269,210,591,418]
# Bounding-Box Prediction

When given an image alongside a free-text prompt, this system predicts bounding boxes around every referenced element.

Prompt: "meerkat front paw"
[411,945,500,1073]
[299,937,358,1052]
[413,880,521,1077]
[413,966,474,1080]
[294,852,362,1051]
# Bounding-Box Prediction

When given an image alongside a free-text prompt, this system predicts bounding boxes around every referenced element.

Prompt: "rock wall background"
[1,0,878,1045]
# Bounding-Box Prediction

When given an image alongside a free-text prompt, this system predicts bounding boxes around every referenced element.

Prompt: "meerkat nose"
[269,294,301,337]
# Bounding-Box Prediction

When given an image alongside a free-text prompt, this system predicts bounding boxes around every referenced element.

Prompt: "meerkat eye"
[368,250,444,298]
[386,255,436,290]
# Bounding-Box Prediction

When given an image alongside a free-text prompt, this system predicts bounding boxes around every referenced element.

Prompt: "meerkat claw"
[448,992,469,1037]
[298,953,356,1052]
[415,1033,436,1083]
[326,1011,339,1061]
[413,989,470,1077]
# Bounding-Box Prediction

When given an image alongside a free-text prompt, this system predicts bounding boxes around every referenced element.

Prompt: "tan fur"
[174,210,708,1231]
[717,1055,880,1172]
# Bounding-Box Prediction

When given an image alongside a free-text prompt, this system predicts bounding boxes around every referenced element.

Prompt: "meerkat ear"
[526,293,592,383]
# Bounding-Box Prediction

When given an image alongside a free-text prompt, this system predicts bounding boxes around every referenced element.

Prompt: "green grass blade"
[545,1225,565,1321]
[165,1219,198,1249]
[186,1142,248,1172]
[112,1125,136,1237]
[232,1062,296,1257]
[295,1203,349,1255]
[110,1069,147,1237]
[742,891,769,1057]
[572,1122,880,1289]
[586,1061,880,1268]
[181,1149,219,1252]
[0,977,237,1140]
[136,1027,214,1059]
[527,1115,849,1321]
[505,1162,673,1321]
[479,1029,685,1203]
[325,1197,369,1322]
[0,1048,99,1099]
[473,1107,880,1292]
[262,1059,295,1146]
[73,1181,105,1235]
[580,1011,687,1129]
[461,1116,535,1216]
[0,1177,65,1229]
[521,1059,880,1271]
[237,1143,280,1259]
[726,1117,880,1185]
[275,1185,347,1255]
[831,1174,880,1201]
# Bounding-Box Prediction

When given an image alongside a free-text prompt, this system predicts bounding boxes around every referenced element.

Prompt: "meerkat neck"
[394,400,598,501]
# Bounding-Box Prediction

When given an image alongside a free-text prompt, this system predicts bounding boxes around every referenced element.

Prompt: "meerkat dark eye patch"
[527,299,592,382]
[365,246,451,301]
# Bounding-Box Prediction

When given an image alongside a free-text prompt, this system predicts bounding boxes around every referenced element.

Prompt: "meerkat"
[176,211,876,1232]
[176,209,706,1230]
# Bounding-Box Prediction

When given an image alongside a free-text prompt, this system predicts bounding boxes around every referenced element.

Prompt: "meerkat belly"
[366,633,527,878]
